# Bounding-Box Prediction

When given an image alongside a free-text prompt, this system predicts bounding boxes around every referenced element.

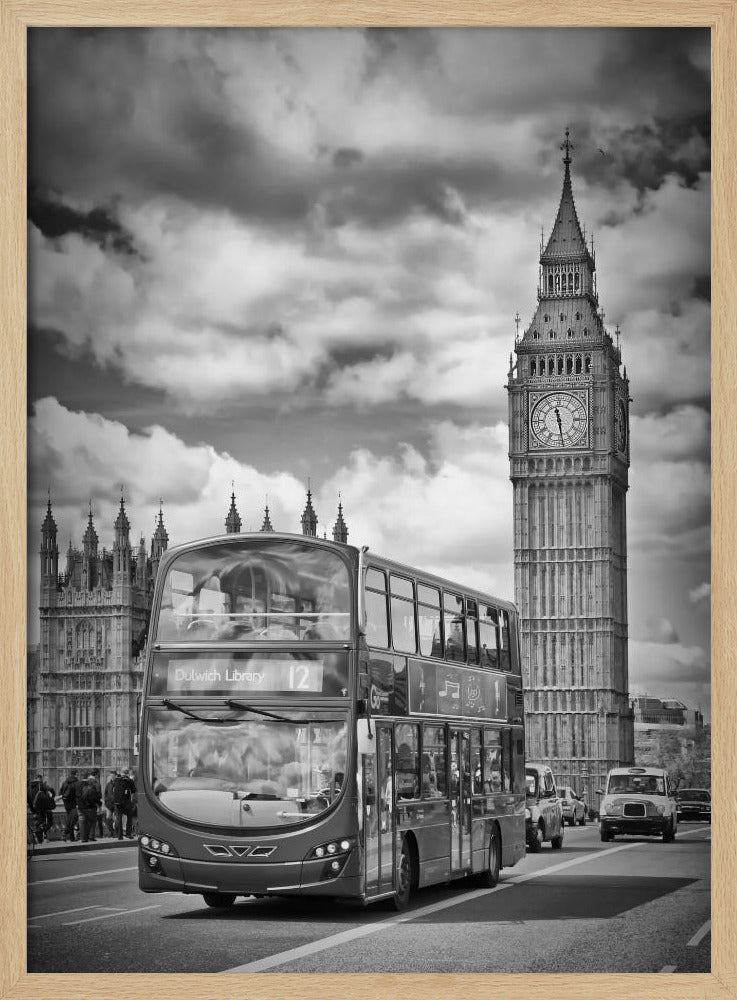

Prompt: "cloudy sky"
[27,27,711,718]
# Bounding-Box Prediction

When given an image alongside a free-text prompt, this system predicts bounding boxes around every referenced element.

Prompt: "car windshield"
[525,771,539,797]
[607,774,665,795]
[156,539,351,642]
[678,789,710,801]
[146,707,348,829]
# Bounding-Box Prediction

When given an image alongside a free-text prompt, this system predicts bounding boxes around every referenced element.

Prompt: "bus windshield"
[156,539,351,642]
[147,707,348,829]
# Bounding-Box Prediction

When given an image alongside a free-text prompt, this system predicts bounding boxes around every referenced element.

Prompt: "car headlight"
[603,801,622,816]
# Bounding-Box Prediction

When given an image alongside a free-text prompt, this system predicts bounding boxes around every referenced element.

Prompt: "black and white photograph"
[22,25,713,978]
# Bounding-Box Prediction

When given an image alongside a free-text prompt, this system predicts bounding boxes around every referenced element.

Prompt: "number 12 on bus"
[138,533,526,911]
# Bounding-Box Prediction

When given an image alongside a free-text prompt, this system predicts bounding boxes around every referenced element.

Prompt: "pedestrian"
[77,773,102,843]
[112,768,136,839]
[59,768,79,842]
[29,775,56,842]
[89,769,104,838]
[103,770,118,837]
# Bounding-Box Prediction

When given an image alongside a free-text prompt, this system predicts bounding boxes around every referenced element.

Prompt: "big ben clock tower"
[507,131,634,803]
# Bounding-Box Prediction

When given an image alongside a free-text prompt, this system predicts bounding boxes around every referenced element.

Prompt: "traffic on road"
[27,820,711,974]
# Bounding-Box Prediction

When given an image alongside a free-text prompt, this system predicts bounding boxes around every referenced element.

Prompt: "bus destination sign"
[167,658,324,695]
[408,659,507,721]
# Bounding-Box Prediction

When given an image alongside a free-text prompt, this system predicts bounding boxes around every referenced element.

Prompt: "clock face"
[616,399,627,452]
[530,392,588,448]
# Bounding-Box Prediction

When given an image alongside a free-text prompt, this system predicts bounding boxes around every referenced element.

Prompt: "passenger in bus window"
[422,754,442,797]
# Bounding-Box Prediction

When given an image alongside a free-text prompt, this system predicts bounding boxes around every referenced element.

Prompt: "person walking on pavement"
[89,769,104,838]
[29,775,56,842]
[112,769,136,839]
[77,773,102,843]
[103,770,118,837]
[59,769,79,842]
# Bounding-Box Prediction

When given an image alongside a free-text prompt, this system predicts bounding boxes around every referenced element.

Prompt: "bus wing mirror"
[356,718,375,756]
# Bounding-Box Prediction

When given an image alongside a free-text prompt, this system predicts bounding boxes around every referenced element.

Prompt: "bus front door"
[362,722,395,898]
[450,728,472,873]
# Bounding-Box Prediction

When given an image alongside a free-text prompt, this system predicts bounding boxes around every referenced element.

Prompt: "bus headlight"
[306,838,354,861]
[139,833,179,858]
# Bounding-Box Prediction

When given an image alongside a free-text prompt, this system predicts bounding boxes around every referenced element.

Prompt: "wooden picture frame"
[2,4,733,998]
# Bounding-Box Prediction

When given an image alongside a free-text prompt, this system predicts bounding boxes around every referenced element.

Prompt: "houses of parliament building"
[28,489,347,790]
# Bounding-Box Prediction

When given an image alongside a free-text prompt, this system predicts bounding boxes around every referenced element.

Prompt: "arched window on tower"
[584,355,592,373]
[531,359,537,376]
[566,355,573,374]
[568,272,573,293]
[548,357,555,376]
[555,274,560,293]
[557,356,564,375]
[575,355,582,374]
[575,272,580,291]
[548,274,554,294]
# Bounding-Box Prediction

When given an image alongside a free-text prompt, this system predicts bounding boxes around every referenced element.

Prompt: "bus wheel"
[202,892,237,909]
[478,826,501,887]
[392,839,413,911]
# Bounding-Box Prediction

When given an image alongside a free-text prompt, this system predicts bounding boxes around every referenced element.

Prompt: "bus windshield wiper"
[162,699,226,723]
[225,700,292,723]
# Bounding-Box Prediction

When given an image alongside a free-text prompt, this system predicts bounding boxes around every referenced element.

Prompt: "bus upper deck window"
[479,605,499,669]
[466,598,479,665]
[417,584,442,658]
[390,575,416,654]
[443,593,465,662]
[365,569,389,649]
[499,610,511,671]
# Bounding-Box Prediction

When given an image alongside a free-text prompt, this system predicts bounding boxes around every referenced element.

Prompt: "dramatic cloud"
[26,27,711,719]
[689,583,711,606]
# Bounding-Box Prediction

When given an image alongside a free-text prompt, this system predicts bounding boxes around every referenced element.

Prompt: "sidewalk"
[31,836,138,857]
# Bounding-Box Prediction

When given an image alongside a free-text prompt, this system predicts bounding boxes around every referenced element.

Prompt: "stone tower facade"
[507,131,634,803]
[30,497,168,792]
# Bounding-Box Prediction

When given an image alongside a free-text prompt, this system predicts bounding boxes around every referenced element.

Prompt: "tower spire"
[301,484,318,537]
[260,496,274,532]
[560,126,573,165]
[332,495,348,544]
[225,484,242,534]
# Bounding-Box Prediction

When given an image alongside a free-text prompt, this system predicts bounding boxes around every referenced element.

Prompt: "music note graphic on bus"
[438,679,460,700]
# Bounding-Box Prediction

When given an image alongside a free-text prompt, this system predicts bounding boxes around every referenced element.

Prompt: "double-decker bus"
[138,533,526,911]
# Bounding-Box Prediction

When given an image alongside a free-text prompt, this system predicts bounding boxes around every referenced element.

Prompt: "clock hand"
[554,407,564,445]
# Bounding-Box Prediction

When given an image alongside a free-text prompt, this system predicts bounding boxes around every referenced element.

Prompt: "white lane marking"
[224,884,515,973]
[29,866,137,886]
[27,905,97,922]
[507,841,638,884]
[29,848,136,864]
[687,919,711,947]
[63,904,161,926]
[660,965,677,972]
[223,841,642,973]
